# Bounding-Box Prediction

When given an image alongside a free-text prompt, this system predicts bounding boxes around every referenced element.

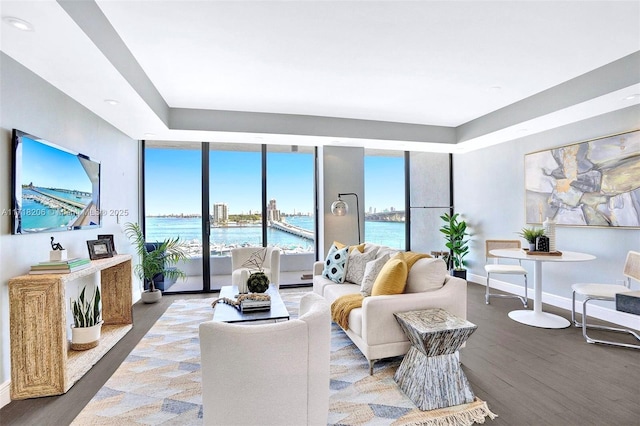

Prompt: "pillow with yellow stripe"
[371,258,408,295]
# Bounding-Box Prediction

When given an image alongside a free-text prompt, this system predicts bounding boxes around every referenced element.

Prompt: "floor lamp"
[331,192,361,244]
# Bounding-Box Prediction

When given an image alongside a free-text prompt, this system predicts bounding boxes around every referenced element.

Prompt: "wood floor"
[2,282,639,425]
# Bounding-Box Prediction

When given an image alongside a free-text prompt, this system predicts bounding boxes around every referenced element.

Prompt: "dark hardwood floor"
[1,282,638,425]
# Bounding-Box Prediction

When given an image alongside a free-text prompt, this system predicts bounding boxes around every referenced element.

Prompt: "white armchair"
[199,292,331,426]
[231,246,281,290]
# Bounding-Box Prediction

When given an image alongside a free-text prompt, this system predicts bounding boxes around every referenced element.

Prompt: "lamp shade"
[331,199,348,216]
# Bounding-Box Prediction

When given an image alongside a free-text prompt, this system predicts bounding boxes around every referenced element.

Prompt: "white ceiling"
[1,1,639,152]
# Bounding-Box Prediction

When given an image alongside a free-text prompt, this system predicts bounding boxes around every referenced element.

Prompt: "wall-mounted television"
[11,129,101,234]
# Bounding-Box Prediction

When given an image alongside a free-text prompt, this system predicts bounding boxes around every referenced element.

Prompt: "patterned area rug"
[72,290,496,425]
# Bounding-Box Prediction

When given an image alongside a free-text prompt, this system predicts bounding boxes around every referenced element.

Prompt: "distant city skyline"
[145,148,404,215]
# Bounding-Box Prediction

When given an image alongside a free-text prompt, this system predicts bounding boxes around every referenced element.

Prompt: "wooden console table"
[9,254,133,400]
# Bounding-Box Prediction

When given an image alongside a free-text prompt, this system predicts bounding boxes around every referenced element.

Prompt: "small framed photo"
[97,234,117,255]
[87,239,113,260]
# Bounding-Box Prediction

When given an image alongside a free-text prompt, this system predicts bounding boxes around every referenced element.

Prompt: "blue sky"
[20,136,93,192]
[145,148,404,215]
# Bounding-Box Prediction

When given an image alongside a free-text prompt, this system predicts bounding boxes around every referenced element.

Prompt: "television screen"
[11,129,101,234]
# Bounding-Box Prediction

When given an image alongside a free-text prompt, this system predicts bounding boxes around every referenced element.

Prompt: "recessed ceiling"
[1,0,639,152]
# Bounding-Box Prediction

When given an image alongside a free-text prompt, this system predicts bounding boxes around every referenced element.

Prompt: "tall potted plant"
[125,222,189,303]
[439,212,470,279]
[70,285,102,350]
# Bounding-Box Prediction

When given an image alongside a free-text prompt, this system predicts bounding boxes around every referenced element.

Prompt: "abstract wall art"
[525,130,640,228]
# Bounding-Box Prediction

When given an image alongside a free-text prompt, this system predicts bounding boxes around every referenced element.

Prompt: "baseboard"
[468,273,640,331]
[1,380,10,409]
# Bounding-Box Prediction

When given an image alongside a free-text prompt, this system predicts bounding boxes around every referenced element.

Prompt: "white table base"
[508,310,570,328]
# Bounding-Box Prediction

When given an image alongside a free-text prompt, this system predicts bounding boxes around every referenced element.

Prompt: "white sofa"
[313,244,467,374]
[199,292,331,426]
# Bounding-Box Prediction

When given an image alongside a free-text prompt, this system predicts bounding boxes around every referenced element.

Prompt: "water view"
[146,215,405,256]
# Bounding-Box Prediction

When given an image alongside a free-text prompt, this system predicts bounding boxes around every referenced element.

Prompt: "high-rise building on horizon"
[267,199,281,222]
[212,203,228,224]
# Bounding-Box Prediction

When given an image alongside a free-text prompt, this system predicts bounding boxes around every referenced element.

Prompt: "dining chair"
[484,239,528,307]
[571,250,640,349]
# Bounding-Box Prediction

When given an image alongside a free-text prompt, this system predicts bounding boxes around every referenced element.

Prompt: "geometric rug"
[72,290,497,425]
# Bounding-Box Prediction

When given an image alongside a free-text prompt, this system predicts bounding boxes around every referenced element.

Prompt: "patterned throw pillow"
[322,243,350,283]
[345,249,377,284]
[360,254,390,296]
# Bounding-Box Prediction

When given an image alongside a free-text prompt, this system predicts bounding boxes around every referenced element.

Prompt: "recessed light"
[487,86,502,92]
[623,94,640,101]
[104,99,119,105]
[144,133,156,138]
[3,16,34,31]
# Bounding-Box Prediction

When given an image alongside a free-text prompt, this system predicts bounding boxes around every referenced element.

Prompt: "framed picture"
[87,239,114,260]
[98,234,117,255]
[525,129,640,228]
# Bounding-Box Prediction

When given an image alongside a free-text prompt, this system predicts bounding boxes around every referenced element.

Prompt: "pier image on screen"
[12,130,100,234]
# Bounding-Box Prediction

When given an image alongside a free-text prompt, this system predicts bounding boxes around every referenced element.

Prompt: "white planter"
[141,289,162,304]
[71,321,102,351]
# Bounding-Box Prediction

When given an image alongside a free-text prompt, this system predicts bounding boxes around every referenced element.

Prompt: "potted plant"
[70,285,102,350]
[439,212,470,279]
[518,227,545,251]
[242,248,270,293]
[125,222,189,303]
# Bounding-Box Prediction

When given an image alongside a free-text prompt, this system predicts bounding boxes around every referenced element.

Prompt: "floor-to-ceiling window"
[266,145,316,284]
[364,149,406,249]
[144,141,317,292]
[144,142,204,291]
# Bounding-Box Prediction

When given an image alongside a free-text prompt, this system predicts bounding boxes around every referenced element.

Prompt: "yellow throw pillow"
[371,258,408,296]
[333,241,365,253]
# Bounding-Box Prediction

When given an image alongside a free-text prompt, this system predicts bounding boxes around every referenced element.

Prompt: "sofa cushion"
[322,243,349,283]
[345,249,377,284]
[405,258,448,293]
[360,254,390,296]
[376,245,400,260]
[371,258,408,296]
[323,282,361,304]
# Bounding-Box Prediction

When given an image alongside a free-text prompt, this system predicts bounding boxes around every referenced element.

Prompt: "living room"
[1,1,639,424]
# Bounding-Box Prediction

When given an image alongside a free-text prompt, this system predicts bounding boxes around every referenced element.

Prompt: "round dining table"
[489,248,596,329]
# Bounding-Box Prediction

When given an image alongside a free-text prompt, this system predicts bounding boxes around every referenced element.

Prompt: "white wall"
[0,54,140,401]
[320,146,365,256]
[454,105,640,327]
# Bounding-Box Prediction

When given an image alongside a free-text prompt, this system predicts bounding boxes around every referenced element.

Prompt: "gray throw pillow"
[360,254,390,296]
[345,249,377,284]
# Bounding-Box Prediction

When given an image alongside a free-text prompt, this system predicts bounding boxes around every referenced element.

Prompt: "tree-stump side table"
[393,308,477,411]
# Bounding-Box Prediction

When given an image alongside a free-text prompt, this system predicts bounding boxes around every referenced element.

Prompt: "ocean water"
[146,216,405,252]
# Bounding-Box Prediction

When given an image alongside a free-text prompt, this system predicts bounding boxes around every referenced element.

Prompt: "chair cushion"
[405,258,447,293]
[572,283,629,299]
[360,254,390,296]
[345,249,377,284]
[322,243,350,283]
[371,258,408,296]
[485,264,527,274]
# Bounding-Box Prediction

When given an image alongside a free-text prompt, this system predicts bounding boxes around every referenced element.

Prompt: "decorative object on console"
[439,212,470,279]
[86,239,113,260]
[124,222,188,304]
[70,285,102,351]
[98,234,117,254]
[331,192,362,244]
[525,129,639,227]
[518,226,544,251]
[50,236,67,261]
[29,257,90,275]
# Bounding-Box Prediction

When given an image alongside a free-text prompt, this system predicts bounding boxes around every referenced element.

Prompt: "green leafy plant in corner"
[71,285,101,328]
[124,222,189,293]
[439,212,470,271]
[518,227,545,244]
